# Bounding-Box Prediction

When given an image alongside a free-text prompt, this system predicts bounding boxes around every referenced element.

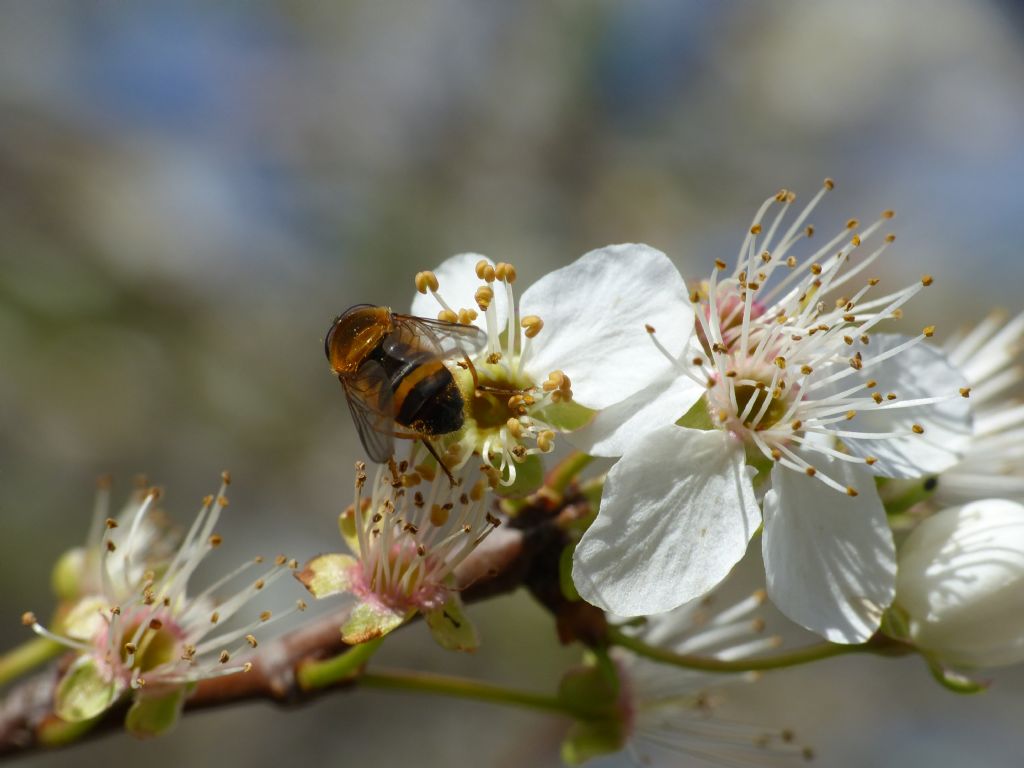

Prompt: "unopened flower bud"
[895,499,1024,668]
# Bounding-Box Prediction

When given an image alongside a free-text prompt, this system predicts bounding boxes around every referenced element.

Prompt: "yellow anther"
[475,259,495,282]
[851,235,862,247]
[921,275,934,287]
[401,472,422,488]
[872,392,883,404]
[458,308,478,325]
[714,259,727,270]
[245,634,258,648]
[846,487,859,497]
[438,309,459,324]
[805,467,817,477]
[415,271,439,294]
[219,651,230,664]
[521,315,544,338]
[846,218,859,230]
[824,178,835,190]
[20,611,36,626]
[209,534,222,548]
[885,234,896,243]
[260,610,272,622]
[475,285,494,310]
[923,325,935,337]
[536,430,556,453]
[430,504,450,527]
[912,424,925,434]
[506,418,524,438]
[960,387,971,398]
[774,356,786,369]
[750,224,762,235]
[495,262,517,283]
[865,456,878,465]
[810,263,822,275]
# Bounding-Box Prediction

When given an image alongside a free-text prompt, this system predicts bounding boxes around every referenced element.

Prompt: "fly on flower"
[574,180,974,644]
[325,304,488,480]
[410,246,694,490]
[22,474,305,738]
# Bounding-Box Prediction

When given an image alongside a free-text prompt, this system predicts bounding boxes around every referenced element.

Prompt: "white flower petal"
[822,333,972,478]
[565,371,704,457]
[573,426,759,616]
[409,252,508,331]
[762,459,896,643]
[897,499,1024,668]
[520,244,693,410]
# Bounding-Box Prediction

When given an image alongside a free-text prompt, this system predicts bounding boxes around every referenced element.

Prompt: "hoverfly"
[325,305,488,478]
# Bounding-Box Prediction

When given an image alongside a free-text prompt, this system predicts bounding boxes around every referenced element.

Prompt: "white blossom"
[410,247,694,485]
[575,181,972,643]
[895,498,1024,668]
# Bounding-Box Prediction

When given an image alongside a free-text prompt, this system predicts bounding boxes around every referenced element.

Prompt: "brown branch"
[0,513,574,759]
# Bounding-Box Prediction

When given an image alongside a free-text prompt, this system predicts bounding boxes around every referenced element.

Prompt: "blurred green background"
[2,2,1024,766]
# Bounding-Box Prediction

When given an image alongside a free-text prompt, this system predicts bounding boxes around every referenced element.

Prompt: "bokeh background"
[2,1,1024,766]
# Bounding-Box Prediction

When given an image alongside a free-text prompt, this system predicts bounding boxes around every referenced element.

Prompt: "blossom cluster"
[23,474,303,737]
[18,180,1024,765]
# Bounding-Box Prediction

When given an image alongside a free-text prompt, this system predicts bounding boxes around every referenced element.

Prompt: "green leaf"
[125,688,187,738]
[55,656,119,723]
[341,601,409,645]
[296,554,359,599]
[425,595,479,652]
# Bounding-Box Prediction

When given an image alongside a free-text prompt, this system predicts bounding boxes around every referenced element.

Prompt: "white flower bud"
[896,499,1024,668]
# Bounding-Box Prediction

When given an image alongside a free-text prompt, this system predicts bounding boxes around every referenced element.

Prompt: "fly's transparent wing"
[390,314,488,360]
[342,360,396,464]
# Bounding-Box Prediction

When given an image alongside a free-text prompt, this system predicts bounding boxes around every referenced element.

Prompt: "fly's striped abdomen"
[375,341,465,436]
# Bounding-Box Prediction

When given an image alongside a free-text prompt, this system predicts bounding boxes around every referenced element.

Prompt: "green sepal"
[926,658,990,695]
[125,687,188,738]
[37,712,103,747]
[341,601,410,645]
[296,553,359,599]
[557,662,621,722]
[557,663,626,764]
[58,596,109,641]
[559,544,581,602]
[424,595,479,652]
[533,399,595,433]
[561,718,628,765]
[338,508,361,556]
[676,395,713,430]
[51,547,86,601]
[55,656,120,723]
[877,476,937,515]
[495,454,543,499]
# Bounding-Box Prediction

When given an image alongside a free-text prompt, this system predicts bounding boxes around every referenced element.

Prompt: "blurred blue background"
[2,1,1023,766]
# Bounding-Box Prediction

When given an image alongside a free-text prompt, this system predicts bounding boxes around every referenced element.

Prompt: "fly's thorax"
[326,305,392,375]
